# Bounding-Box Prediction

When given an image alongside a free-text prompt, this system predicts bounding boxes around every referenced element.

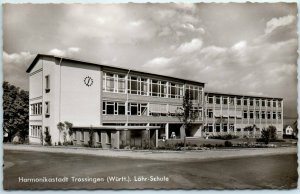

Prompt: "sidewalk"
[3,144,297,162]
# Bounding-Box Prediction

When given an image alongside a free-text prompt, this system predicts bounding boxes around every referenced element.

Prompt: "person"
[171,132,176,139]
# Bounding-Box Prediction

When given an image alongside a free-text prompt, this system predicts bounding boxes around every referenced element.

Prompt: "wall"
[60,61,101,127]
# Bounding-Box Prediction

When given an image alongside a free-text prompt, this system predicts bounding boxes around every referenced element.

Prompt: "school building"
[26,54,283,148]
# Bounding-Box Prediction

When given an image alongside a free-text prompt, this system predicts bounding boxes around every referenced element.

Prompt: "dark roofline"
[205,91,283,100]
[26,54,205,86]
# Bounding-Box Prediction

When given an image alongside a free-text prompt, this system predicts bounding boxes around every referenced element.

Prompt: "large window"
[262,100,266,107]
[223,97,228,105]
[169,82,183,99]
[150,80,167,97]
[216,124,221,132]
[186,85,201,101]
[278,101,281,108]
[223,123,228,132]
[208,96,214,104]
[267,111,271,119]
[255,99,260,107]
[103,72,126,93]
[128,103,148,116]
[236,98,241,106]
[261,111,266,119]
[229,98,234,105]
[249,111,254,119]
[256,111,260,119]
[30,103,42,115]
[272,112,276,119]
[208,124,213,132]
[243,98,248,106]
[30,125,42,138]
[249,99,253,106]
[273,101,276,108]
[207,109,213,118]
[267,100,271,107]
[243,110,248,119]
[102,101,126,115]
[216,97,221,104]
[128,76,148,95]
[45,75,50,92]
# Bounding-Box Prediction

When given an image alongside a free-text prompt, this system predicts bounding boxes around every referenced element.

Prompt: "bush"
[210,134,239,140]
[44,128,52,146]
[224,141,233,147]
[58,141,61,146]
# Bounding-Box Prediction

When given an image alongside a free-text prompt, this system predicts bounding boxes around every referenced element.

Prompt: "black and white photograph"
[2,1,298,190]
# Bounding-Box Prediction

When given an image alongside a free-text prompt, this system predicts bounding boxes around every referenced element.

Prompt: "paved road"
[3,150,298,189]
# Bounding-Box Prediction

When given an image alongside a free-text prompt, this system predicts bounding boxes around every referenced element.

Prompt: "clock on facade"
[84,76,93,87]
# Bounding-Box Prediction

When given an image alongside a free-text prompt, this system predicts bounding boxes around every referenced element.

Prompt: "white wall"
[60,61,101,127]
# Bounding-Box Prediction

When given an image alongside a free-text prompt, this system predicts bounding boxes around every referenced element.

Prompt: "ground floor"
[3,148,297,189]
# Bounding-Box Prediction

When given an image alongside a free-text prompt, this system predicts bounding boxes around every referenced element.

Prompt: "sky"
[3,3,298,119]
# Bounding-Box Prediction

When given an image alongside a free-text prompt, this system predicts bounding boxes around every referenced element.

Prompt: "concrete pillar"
[165,123,169,139]
[155,129,158,147]
[116,131,120,149]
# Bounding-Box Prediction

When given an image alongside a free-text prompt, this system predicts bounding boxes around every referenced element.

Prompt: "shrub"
[44,128,52,146]
[224,141,233,147]
[58,141,61,146]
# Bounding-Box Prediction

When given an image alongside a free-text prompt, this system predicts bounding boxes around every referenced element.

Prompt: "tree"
[44,127,52,146]
[65,121,74,141]
[261,125,277,144]
[177,89,199,146]
[3,81,29,142]
[57,122,65,143]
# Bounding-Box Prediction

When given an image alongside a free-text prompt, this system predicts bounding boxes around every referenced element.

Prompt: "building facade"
[27,54,205,148]
[204,92,283,138]
[26,54,283,148]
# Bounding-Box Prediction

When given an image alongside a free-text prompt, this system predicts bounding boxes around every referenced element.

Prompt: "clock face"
[84,76,93,87]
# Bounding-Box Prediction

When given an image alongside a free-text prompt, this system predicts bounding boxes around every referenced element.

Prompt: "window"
[236,98,241,106]
[186,85,201,101]
[216,124,221,132]
[118,103,126,115]
[150,80,159,96]
[140,78,148,95]
[243,110,248,119]
[223,97,228,105]
[30,103,42,115]
[249,99,253,106]
[30,125,42,138]
[208,96,214,104]
[207,109,213,118]
[208,124,213,132]
[103,72,126,93]
[118,75,125,93]
[128,102,148,116]
[229,124,234,132]
[262,100,266,107]
[255,99,260,107]
[243,98,248,106]
[278,101,281,108]
[261,111,266,119]
[249,111,254,119]
[103,101,126,115]
[128,76,138,94]
[267,100,271,107]
[267,111,271,119]
[223,123,228,132]
[106,73,114,92]
[45,75,50,92]
[169,82,183,99]
[45,102,50,116]
[236,128,241,132]
[278,112,281,119]
[273,101,276,108]
[256,111,260,119]
[273,112,276,119]
[216,97,221,104]
[160,81,167,97]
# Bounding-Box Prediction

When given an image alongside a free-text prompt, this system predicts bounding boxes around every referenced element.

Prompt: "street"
[4,150,298,189]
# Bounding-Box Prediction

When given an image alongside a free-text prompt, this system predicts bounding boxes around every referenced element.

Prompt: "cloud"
[48,47,81,57]
[3,51,35,90]
[265,15,295,34]
[176,38,203,54]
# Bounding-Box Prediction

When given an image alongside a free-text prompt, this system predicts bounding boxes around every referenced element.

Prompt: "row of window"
[29,125,42,138]
[30,103,42,115]
[243,111,282,120]
[206,124,263,133]
[30,102,50,116]
[206,109,282,120]
[206,96,282,108]
[102,101,203,118]
[103,72,203,100]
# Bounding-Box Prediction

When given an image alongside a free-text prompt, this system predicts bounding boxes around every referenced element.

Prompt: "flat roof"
[205,91,283,100]
[26,54,206,86]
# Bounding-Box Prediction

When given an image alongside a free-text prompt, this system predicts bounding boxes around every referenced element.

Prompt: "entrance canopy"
[72,125,160,131]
